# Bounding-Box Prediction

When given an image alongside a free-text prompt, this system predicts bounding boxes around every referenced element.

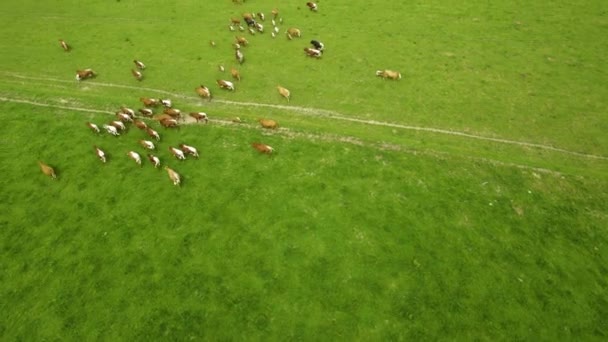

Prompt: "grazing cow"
[110,120,126,132]
[140,97,159,107]
[217,79,235,91]
[161,99,172,108]
[306,2,318,11]
[103,124,120,136]
[252,142,274,154]
[219,65,225,72]
[259,118,278,129]
[286,28,301,38]
[180,144,199,158]
[255,23,264,33]
[116,112,133,122]
[277,85,290,102]
[59,39,70,52]
[304,47,322,58]
[148,154,161,168]
[238,25,245,31]
[310,40,324,51]
[120,106,135,117]
[235,48,244,64]
[210,40,216,47]
[189,112,209,123]
[231,68,241,81]
[146,127,160,141]
[165,166,180,186]
[376,69,402,80]
[163,108,181,119]
[86,122,100,134]
[94,146,106,163]
[196,85,212,101]
[134,59,146,70]
[139,140,155,150]
[257,12,265,21]
[160,118,179,129]
[127,151,142,166]
[38,161,57,179]
[235,36,249,46]
[169,146,186,160]
[131,69,143,81]
[230,17,241,26]
[76,69,96,81]
[271,8,279,19]
[134,119,148,130]
[138,108,153,117]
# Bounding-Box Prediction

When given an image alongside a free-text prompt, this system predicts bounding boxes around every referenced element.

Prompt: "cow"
[38,161,57,179]
[161,99,172,108]
[259,118,278,129]
[139,140,155,150]
[304,47,322,58]
[110,120,126,132]
[86,122,100,134]
[169,146,186,160]
[59,39,70,52]
[255,23,264,33]
[252,143,274,155]
[235,48,244,64]
[134,59,146,70]
[94,146,106,163]
[376,70,402,80]
[146,127,160,141]
[163,108,181,120]
[277,85,290,102]
[103,124,120,136]
[310,40,324,51]
[116,112,133,123]
[286,28,301,38]
[134,119,148,130]
[232,117,242,123]
[127,151,142,166]
[219,64,225,72]
[76,69,96,81]
[230,17,241,26]
[196,85,212,101]
[148,154,161,168]
[180,144,199,158]
[257,12,265,21]
[138,108,153,117]
[235,36,249,46]
[165,166,181,186]
[120,107,135,117]
[217,79,235,91]
[152,114,174,122]
[306,2,318,11]
[271,8,279,19]
[231,68,241,81]
[140,97,159,107]
[131,69,143,81]
[189,112,209,123]
[160,118,179,129]
[209,40,216,47]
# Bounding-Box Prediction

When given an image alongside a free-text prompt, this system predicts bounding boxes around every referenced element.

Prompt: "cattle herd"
[41,2,400,185]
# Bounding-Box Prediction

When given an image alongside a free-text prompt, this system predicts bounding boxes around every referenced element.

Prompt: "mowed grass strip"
[0,105,606,340]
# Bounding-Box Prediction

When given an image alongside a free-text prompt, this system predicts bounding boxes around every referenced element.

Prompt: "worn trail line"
[2,72,607,160]
[0,96,567,175]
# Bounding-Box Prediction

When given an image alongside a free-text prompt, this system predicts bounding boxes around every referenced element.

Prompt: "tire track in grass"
[0,95,567,175]
[2,72,607,161]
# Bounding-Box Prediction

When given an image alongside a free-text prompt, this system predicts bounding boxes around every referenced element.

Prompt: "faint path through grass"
[2,71,607,161]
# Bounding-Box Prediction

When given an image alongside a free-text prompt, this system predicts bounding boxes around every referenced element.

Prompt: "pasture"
[0,0,607,340]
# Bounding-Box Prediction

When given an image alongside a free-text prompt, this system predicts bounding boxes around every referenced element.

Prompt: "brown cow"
[217,79,235,91]
[252,143,274,154]
[86,122,100,134]
[38,161,57,179]
[304,47,322,58]
[148,154,161,168]
[189,112,209,123]
[306,2,318,11]
[94,146,106,163]
[140,97,159,107]
[235,48,244,64]
[163,108,181,120]
[375,70,402,80]
[134,119,148,130]
[180,144,199,158]
[138,108,153,117]
[76,69,96,81]
[195,85,212,101]
[231,67,241,81]
[160,118,179,129]
[259,118,278,129]
[146,127,160,141]
[131,69,143,81]
[134,60,146,70]
[277,85,290,102]
[165,166,181,186]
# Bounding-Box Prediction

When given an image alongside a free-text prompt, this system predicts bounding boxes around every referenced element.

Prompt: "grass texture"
[0,0,607,340]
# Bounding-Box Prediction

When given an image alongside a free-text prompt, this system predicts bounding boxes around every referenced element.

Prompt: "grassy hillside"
[0,0,607,340]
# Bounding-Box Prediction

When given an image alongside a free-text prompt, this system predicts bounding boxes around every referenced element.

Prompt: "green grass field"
[1,0,607,340]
